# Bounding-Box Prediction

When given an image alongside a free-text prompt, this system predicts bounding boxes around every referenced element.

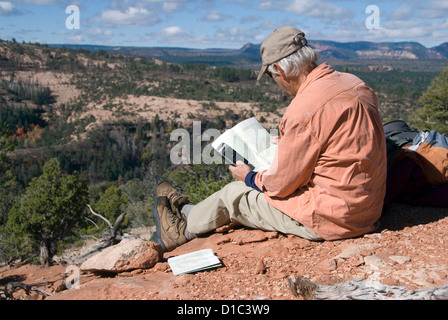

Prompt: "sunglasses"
[266,70,278,78]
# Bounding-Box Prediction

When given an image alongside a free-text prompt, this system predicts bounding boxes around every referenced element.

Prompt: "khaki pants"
[186,181,323,241]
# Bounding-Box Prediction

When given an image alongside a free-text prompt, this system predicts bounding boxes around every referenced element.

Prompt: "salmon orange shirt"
[254,63,387,240]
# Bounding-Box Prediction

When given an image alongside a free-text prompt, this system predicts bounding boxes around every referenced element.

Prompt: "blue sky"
[0,0,447,49]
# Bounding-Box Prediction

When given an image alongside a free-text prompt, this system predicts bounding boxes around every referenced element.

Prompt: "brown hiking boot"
[152,196,188,252]
[156,182,189,216]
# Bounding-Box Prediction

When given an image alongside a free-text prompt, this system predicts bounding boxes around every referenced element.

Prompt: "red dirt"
[1,202,447,300]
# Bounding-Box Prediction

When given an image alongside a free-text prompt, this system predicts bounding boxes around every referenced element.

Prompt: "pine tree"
[411,67,448,135]
[0,125,18,225]
[6,158,88,266]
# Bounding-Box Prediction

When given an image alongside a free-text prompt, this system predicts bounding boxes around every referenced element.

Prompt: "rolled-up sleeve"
[254,119,321,198]
[244,171,261,192]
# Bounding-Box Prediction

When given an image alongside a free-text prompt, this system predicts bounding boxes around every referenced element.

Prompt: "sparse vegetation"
[334,66,441,123]
[410,66,448,134]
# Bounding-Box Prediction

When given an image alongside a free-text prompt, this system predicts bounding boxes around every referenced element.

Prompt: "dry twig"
[287,275,448,300]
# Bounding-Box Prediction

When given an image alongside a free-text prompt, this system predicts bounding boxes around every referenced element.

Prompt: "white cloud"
[83,28,113,37]
[240,14,261,24]
[65,34,83,43]
[259,0,353,21]
[162,2,181,13]
[309,15,447,48]
[108,0,186,13]
[162,26,185,36]
[143,26,212,47]
[0,1,13,11]
[53,30,67,35]
[388,5,414,21]
[287,0,353,20]
[0,1,21,16]
[214,26,261,46]
[428,0,448,10]
[91,7,160,27]
[419,0,448,19]
[4,0,446,49]
[13,0,65,4]
[204,11,224,22]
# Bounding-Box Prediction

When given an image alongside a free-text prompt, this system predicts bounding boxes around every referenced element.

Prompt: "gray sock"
[181,204,197,240]
[184,227,197,241]
[181,204,195,218]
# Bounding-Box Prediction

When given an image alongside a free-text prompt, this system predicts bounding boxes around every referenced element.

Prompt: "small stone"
[335,244,380,259]
[389,256,411,264]
[363,254,387,267]
[255,259,266,274]
[317,259,337,272]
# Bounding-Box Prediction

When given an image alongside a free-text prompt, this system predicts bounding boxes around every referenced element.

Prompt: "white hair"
[267,45,318,78]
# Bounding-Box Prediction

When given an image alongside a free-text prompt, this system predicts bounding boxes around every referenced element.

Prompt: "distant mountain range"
[52,40,448,68]
[311,41,448,60]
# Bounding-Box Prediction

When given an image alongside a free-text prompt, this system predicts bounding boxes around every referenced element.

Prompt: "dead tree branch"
[287,276,448,300]
[87,204,113,229]
[70,205,127,264]
[1,282,52,300]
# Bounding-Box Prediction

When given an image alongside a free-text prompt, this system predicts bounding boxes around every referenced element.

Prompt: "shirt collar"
[297,63,334,96]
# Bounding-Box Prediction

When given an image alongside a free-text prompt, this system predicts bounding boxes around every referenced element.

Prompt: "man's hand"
[229,161,252,182]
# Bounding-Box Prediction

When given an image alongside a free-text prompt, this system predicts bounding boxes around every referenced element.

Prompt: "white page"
[167,249,222,276]
[212,118,277,171]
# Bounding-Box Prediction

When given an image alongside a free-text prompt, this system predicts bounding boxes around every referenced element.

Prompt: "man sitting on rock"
[153,26,387,252]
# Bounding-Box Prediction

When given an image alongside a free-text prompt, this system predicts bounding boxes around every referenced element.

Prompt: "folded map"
[212,117,277,172]
[167,249,222,276]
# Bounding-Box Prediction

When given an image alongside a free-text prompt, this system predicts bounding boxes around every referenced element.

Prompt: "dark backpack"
[384,120,448,185]
[383,120,419,170]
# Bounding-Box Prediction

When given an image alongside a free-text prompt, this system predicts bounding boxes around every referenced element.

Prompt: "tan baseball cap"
[257,26,308,81]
